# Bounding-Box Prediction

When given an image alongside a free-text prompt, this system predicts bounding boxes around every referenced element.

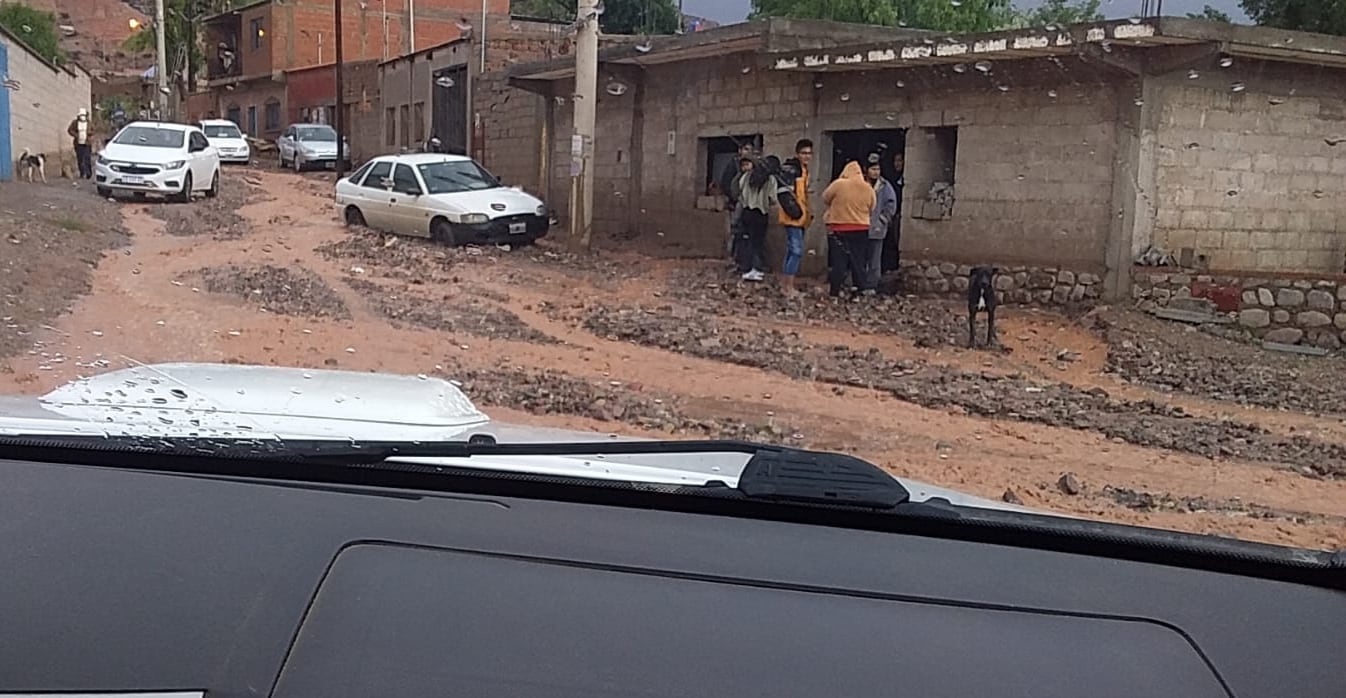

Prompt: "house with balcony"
[196,0,507,141]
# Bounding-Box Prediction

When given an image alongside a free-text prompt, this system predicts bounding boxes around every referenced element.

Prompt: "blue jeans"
[782,226,805,276]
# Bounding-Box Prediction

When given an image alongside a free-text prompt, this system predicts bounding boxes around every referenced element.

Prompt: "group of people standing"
[722,139,904,297]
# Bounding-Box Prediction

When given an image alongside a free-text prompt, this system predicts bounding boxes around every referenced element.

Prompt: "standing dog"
[967,266,999,348]
[18,149,46,184]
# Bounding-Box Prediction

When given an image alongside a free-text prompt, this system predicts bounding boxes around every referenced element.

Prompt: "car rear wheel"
[344,205,366,227]
[205,170,219,198]
[430,217,459,246]
[174,173,193,204]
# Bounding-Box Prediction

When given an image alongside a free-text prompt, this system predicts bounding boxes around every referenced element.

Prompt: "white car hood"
[430,186,542,218]
[0,362,1045,516]
[101,143,184,164]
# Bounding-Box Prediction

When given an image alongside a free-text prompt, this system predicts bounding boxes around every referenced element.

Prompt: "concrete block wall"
[547,54,1121,273]
[1149,60,1346,273]
[2,36,92,174]
[219,80,287,139]
[471,18,572,199]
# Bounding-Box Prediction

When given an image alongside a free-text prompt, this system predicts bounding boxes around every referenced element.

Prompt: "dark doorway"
[827,129,907,274]
[829,128,905,181]
[431,65,468,154]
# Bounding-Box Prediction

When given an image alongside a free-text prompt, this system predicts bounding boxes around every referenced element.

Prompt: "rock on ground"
[191,264,351,319]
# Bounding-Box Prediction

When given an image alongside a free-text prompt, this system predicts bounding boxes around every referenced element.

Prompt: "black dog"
[967,266,999,348]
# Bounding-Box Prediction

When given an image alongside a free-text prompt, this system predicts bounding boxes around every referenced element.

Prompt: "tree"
[750,0,1018,32]
[0,3,65,65]
[122,0,237,94]
[1240,0,1346,36]
[1187,5,1232,22]
[512,0,681,35]
[1018,0,1103,26]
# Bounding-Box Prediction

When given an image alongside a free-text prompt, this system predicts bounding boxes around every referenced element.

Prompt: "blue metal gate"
[0,42,12,182]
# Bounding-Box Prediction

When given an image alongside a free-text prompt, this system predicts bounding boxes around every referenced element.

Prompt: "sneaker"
[742,269,766,282]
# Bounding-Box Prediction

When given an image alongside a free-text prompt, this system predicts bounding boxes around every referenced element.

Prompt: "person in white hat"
[66,107,93,180]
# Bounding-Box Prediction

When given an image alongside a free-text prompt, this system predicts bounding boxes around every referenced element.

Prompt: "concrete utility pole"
[569,0,598,251]
[154,0,169,119]
[334,0,346,174]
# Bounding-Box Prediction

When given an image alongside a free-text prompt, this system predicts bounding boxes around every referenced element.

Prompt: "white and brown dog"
[18,148,46,184]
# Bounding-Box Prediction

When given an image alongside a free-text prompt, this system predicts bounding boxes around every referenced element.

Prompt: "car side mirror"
[380,177,394,189]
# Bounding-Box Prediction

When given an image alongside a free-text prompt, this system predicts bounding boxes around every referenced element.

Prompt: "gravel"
[582,303,1346,478]
[1099,309,1346,415]
[149,175,256,240]
[317,231,638,290]
[1101,485,1344,526]
[659,266,974,348]
[344,277,558,343]
[450,365,804,444]
[191,265,351,319]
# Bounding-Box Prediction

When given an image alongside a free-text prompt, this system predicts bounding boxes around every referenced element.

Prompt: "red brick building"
[195,0,506,140]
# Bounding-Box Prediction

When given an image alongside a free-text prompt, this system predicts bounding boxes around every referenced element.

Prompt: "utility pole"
[334,0,346,174]
[569,0,597,251]
[154,0,169,119]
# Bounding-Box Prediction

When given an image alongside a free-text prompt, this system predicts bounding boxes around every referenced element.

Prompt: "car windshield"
[112,126,185,148]
[7,8,1345,557]
[203,123,242,138]
[297,127,337,142]
[416,160,500,194]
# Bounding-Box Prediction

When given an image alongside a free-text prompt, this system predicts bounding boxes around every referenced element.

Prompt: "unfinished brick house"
[195,0,506,140]
[506,18,1346,303]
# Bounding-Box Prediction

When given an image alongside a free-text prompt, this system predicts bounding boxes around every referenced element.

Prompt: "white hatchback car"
[334,153,549,245]
[95,121,221,202]
[198,119,250,164]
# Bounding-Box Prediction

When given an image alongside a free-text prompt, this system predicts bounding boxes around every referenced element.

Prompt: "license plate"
[122,175,145,185]
[508,222,527,235]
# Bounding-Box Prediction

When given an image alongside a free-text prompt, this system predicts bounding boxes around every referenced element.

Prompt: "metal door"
[0,43,12,182]
[431,65,468,154]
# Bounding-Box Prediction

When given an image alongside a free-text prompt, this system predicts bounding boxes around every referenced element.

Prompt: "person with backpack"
[777,139,813,294]
[735,158,780,282]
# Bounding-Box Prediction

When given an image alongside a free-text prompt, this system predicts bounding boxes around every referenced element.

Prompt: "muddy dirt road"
[2,169,1345,550]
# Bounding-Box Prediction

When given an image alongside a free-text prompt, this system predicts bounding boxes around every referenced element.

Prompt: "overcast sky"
[681,0,1249,26]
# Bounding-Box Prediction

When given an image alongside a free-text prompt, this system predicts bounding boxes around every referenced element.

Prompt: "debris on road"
[345,277,558,343]
[580,303,1346,477]
[190,265,351,319]
[149,176,258,239]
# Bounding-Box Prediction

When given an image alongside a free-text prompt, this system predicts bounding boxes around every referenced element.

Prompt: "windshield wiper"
[0,434,910,510]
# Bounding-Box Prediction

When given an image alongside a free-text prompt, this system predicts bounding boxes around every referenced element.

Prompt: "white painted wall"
[0,31,92,171]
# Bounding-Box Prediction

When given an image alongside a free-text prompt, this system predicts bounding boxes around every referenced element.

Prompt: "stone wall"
[899,260,1102,306]
[1131,267,1346,350]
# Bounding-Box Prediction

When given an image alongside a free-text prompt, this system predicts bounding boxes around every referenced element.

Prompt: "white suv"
[198,119,250,164]
[95,121,221,202]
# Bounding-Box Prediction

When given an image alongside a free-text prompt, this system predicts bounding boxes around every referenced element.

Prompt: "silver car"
[276,123,351,172]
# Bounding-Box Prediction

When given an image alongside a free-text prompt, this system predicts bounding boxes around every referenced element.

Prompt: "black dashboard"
[0,455,1342,697]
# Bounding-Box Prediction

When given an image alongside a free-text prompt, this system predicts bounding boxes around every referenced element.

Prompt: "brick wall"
[219,80,287,140]
[2,34,92,175]
[280,0,507,70]
[1149,60,1346,273]
[343,60,382,163]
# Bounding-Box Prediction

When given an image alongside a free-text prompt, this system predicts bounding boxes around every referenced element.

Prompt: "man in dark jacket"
[883,150,906,273]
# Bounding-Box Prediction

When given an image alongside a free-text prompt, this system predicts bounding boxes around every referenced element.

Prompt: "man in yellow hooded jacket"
[822,160,877,297]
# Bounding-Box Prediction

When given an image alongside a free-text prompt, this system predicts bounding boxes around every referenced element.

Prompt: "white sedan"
[95,121,221,202]
[334,153,549,245]
[198,119,250,164]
